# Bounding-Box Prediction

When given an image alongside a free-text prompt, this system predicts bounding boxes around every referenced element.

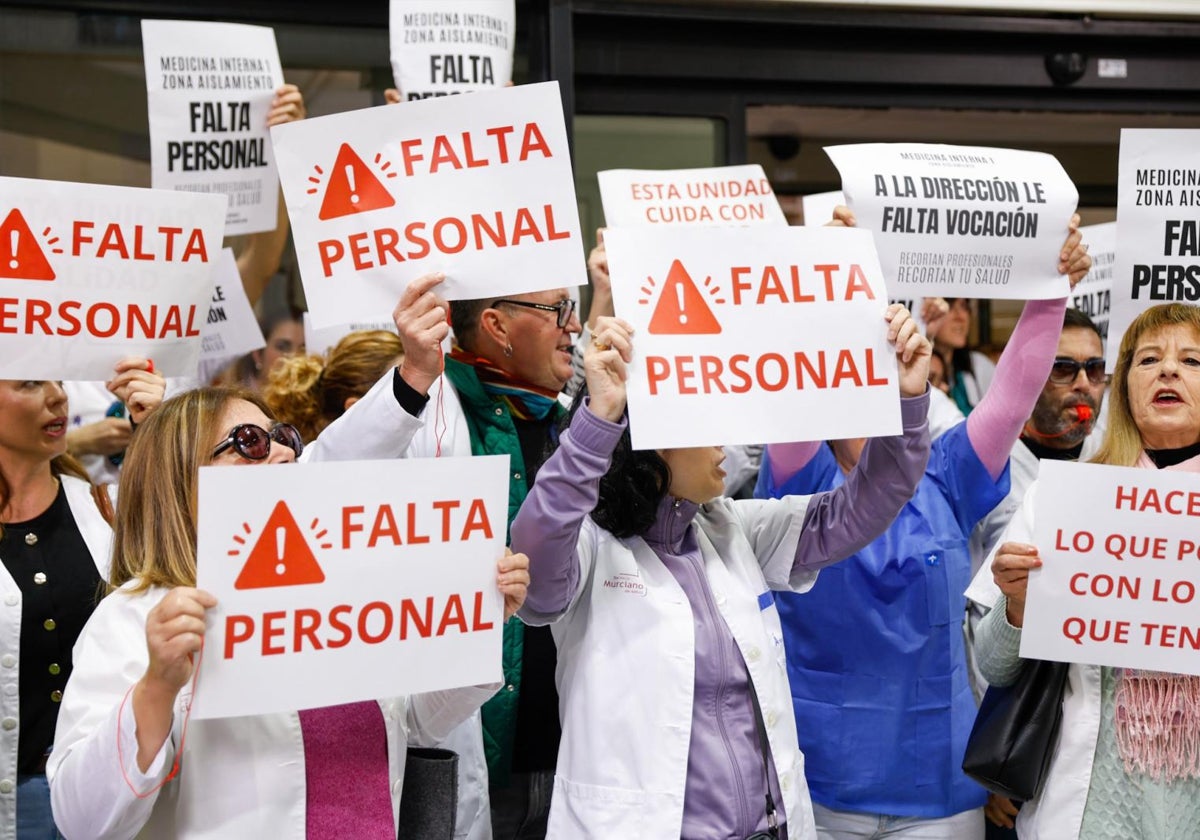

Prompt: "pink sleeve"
[766,439,823,487]
[966,296,1068,479]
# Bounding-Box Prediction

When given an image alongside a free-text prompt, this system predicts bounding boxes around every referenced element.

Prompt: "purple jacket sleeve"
[509,402,624,618]
[965,296,1067,480]
[793,389,932,571]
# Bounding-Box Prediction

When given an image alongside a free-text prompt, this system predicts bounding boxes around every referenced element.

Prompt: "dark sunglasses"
[1049,357,1107,385]
[492,298,577,328]
[212,422,304,461]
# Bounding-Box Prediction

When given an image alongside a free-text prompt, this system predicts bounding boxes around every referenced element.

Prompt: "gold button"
[50,690,62,703]
[48,663,60,676]
[33,573,46,585]
[43,619,56,631]
[24,533,37,546]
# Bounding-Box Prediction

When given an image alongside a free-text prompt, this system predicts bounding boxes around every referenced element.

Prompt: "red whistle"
[1074,404,1093,422]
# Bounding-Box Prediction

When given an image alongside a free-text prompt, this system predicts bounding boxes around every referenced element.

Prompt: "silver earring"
[503,344,513,358]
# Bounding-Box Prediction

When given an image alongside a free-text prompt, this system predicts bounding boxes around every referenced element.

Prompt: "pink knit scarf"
[1113,451,1200,781]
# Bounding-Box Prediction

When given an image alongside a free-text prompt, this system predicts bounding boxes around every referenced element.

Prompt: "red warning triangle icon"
[318,143,396,221]
[0,209,56,281]
[235,501,326,590]
[647,260,722,335]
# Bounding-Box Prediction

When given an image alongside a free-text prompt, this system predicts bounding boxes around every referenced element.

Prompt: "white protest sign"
[1106,129,1200,370]
[826,143,1078,299]
[606,226,900,450]
[597,165,787,228]
[199,248,265,363]
[389,1,514,101]
[273,82,583,329]
[1023,460,1200,675]
[193,455,508,719]
[142,20,284,235]
[0,176,225,379]
[1070,221,1116,346]
[801,190,845,227]
[303,311,399,358]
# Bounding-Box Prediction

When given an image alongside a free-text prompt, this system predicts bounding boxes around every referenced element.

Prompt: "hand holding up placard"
[584,315,634,423]
[886,304,933,397]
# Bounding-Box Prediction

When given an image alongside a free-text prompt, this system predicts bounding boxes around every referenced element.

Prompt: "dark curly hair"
[557,385,670,538]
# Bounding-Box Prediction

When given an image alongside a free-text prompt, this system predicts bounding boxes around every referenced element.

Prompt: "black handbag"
[397,747,458,840]
[962,658,1070,801]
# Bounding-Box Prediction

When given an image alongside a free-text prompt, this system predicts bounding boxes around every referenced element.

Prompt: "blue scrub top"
[755,422,1009,818]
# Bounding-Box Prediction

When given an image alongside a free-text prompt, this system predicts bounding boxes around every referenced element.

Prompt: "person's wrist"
[399,360,438,396]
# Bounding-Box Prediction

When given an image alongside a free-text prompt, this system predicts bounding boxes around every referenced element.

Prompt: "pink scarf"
[1113,451,1200,781]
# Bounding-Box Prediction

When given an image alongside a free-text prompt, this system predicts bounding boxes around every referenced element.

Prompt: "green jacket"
[443,357,563,784]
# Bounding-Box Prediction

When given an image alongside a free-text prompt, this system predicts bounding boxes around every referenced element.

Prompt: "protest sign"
[199,248,265,364]
[801,190,844,227]
[303,312,399,358]
[597,165,787,228]
[192,455,508,719]
[1022,460,1200,676]
[389,1,514,101]
[142,20,284,235]
[825,143,1077,299]
[605,225,900,450]
[1071,221,1116,346]
[272,82,583,329]
[1106,130,1200,369]
[0,176,225,379]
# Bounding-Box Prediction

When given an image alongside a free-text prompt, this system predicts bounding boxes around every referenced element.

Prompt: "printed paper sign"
[389,1,514,101]
[1071,221,1116,346]
[142,20,284,235]
[1023,460,1200,676]
[801,190,845,227]
[826,143,1078,299]
[272,82,584,329]
[303,311,399,358]
[597,165,787,228]
[1106,130,1200,369]
[0,176,226,379]
[605,225,901,450]
[193,455,508,719]
[199,248,265,363]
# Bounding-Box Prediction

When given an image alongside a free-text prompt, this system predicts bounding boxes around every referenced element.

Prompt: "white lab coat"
[48,583,497,840]
[0,476,112,840]
[522,496,820,840]
[968,483,1102,840]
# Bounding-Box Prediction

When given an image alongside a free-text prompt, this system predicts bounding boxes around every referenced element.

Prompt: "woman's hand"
[133,587,216,772]
[394,272,450,396]
[825,204,856,228]
[584,315,633,422]
[885,304,933,397]
[992,541,1043,627]
[266,84,306,127]
[985,793,1019,829]
[498,549,531,620]
[919,297,950,342]
[107,357,166,425]
[1059,213,1091,289]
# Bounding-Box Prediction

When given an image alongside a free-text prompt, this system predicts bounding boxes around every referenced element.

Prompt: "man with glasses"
[965,307,1107,837]
[390,274,586,840]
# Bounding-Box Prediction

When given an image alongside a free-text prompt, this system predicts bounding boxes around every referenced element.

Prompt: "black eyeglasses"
[212,422,304,461]
[492,298,577,328]
[1049,357,1107,385]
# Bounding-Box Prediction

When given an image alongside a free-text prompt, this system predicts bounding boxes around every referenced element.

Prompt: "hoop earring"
[503,344,513,358]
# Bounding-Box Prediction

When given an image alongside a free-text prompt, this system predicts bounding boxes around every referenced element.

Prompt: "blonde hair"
[1091,303,1200,466]
[264,330,402,441]
[110,387,270,592]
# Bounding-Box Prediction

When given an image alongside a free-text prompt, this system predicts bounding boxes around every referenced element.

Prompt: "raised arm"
[965,214,1091,479]
[509,316,633,620]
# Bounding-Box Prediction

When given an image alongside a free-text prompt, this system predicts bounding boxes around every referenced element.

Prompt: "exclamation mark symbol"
[274,526,287,575]
[8,230,18,271]
[676,283,687,324]
[346,164,359,205]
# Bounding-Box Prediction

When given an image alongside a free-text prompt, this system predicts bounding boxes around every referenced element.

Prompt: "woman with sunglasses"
[0,359,163,840]
[46,385,530,840]
[752,220,1091,840]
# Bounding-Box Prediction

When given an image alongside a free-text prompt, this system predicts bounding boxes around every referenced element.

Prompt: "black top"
[1020,436,1084,463]
[0,482,104,773]
[1146,440,1200,469]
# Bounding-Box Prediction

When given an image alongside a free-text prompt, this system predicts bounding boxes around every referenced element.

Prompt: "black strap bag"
[962,658,1070,802]
[397,747,458,840]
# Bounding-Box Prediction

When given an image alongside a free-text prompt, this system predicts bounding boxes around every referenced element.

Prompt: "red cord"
[117,639,204,798]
